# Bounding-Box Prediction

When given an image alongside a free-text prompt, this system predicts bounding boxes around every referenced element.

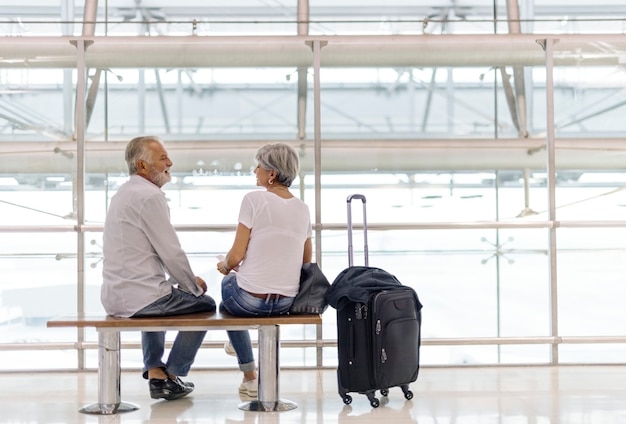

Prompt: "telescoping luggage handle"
[347,194,368,267]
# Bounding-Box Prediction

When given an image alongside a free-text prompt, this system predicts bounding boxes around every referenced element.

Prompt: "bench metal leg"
[239,324,297,412]
[79,330,139,415]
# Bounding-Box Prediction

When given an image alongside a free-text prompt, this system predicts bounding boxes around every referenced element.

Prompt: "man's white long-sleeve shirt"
[101,175,203,317]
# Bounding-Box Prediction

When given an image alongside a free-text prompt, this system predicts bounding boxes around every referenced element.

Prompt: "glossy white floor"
[1,365,625,424]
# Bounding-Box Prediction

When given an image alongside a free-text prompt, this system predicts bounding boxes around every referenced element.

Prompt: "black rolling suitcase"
[326,194,423,408]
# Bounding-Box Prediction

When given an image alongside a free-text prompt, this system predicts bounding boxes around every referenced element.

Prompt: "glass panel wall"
[2,1,626,371]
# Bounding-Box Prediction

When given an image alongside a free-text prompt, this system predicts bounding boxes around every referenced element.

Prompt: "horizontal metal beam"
[1,34,626,68]
[7,220,626,235]
[2,138,626,174]
[4,335,626,354]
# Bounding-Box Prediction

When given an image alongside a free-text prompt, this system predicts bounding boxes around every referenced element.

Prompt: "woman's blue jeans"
[220,273,294,372]
[132,287,216,379]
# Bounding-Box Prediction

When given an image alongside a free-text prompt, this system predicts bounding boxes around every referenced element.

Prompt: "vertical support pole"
[296,0,309,141]
[258,325,279,408]
[154,69,171,133]
[138,70,146,133]
[312,40,323,264]
[81,0,97,36]
[79,331,138,415]
[539,37,560,364]
[97,331,121,411]
[311,39,326,368]
[239,325,297,412]
[71,38,89,371]
[61,0,74,135]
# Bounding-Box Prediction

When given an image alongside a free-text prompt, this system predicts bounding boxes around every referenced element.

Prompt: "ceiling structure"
[1,1,626,175]
[2,34,626,69]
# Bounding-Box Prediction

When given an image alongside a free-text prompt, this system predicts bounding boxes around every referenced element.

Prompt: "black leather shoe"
[173,376,194,389]
[149,377,194,401]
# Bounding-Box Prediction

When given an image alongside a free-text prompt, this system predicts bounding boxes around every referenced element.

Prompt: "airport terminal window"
[2,1,626,370]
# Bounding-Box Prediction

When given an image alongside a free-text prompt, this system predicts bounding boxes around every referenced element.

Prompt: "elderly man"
[101,135,215,401]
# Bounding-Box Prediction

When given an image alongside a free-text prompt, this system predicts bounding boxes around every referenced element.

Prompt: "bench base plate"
[79,401,140,415]
[239,399,297,412]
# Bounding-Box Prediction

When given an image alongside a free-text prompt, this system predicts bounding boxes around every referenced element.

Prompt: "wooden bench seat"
[47,311,322,415]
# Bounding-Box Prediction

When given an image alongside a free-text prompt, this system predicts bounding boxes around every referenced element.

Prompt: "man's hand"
[195,276,207,294]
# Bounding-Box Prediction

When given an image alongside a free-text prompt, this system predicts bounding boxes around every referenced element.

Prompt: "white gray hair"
[125,135,162,175]
[255,143,299,187]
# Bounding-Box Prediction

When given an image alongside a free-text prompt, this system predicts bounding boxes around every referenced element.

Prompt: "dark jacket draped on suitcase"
[326,265,422,311]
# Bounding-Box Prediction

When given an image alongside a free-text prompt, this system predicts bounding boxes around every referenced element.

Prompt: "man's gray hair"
[125,135,162,175]
[255,143,300,187]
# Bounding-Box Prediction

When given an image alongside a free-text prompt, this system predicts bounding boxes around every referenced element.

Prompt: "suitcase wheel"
[380,389,389,396]
[401,385,414,400]
[366,392,380,408]
[342,394,352,404]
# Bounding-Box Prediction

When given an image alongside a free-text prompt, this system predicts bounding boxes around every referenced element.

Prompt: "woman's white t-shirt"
[235,190,312,297]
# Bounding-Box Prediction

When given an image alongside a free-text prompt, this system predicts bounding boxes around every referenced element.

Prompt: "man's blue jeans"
[220,273,294,372]
[133,287,216,378]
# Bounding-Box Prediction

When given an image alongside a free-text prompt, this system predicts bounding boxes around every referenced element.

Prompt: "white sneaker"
[224,341,237,356]
[239,379,258,397]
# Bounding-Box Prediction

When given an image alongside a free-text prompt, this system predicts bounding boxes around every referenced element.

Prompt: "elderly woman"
[216,142,313,397]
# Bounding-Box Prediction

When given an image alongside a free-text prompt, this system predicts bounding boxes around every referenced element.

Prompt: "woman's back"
[236,190,311,296]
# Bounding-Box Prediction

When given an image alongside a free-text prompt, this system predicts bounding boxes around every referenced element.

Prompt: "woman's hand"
[217,260,230,275]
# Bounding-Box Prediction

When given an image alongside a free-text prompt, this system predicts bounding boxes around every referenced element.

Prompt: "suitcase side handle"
[347,194,368,267]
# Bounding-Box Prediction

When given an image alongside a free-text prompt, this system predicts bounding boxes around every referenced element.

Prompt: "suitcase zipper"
[355,303,367,320]
[377,320,387,363]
